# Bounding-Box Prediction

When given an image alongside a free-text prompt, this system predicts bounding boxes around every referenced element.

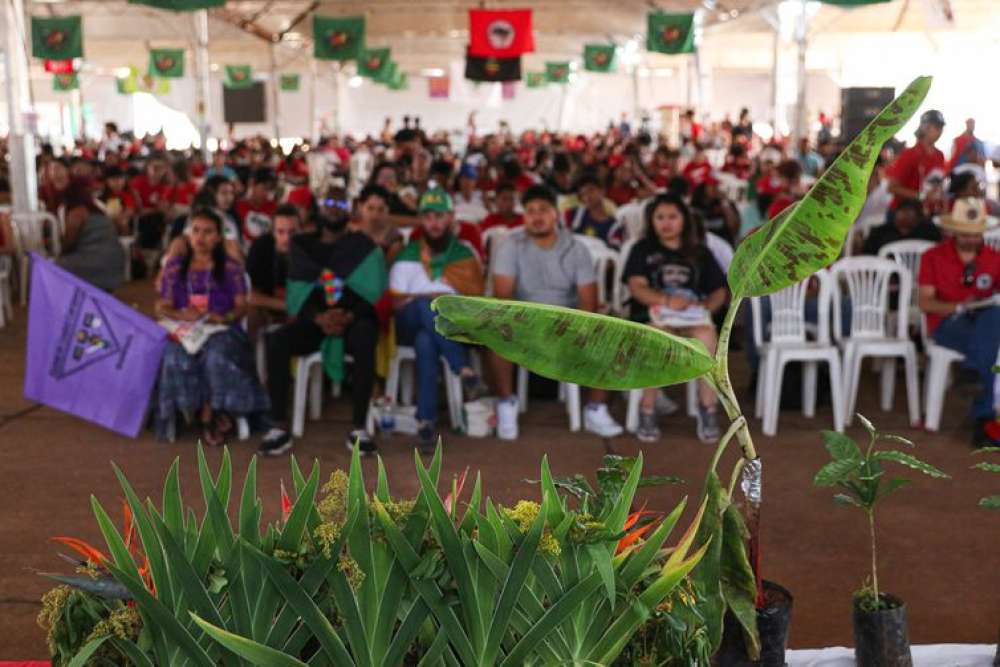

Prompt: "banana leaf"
[728,76,931,298]
[433,296,715,390]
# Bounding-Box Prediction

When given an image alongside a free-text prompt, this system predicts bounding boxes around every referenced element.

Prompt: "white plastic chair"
[878,239,935,335]
[715,172,749,203]
[291,351,371,438]
[983,227,1000,252]
[0,256,13,328]
[516,366,582,432]
[11,211,62,305]
[624,381,700,433]
[749,269,844,436]
[384,345,464,431]
[482,226,511,296]
[831,257,921,427]
[921,311,966,432]
[614,237,640,316]
[119,236,136,282]
[575,235,620,312]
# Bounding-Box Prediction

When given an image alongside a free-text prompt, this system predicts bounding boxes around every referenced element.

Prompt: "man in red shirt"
[682,147,714,190]
[886,110,946,210]
[236,167,278,243]
[918,197,1000,444]
[130,153,175,255]
[480,182,523,231]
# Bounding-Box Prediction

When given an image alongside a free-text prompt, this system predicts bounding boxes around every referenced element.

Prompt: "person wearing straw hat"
[918,197,1000,445]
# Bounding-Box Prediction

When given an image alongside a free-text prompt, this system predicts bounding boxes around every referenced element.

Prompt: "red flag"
[44,59,74,74]
[468,9,534,58]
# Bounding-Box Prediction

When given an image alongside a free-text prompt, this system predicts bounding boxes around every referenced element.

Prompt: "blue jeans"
[395,298,470,424]
[932,306,1000,419]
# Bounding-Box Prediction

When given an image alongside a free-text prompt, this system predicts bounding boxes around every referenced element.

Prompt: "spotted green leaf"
[728,76,932,298]
[432,296,715,390]
[873,450,949,479]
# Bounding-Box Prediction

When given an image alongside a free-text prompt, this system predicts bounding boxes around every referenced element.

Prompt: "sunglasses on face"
[963,262,977,286]
[323,198,350,211]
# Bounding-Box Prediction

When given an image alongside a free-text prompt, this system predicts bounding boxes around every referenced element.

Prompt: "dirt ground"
[1,280,998,661]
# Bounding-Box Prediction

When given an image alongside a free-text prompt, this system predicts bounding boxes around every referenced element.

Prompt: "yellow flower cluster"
[37,585,72,653]
[86,604,142,644]
[315,470,350,558]
[338,554,366,590]
[503,501,561,557]
[381,498,415,524]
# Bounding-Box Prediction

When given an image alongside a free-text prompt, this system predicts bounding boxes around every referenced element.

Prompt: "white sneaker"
[496,397,519,440]
[584,403,624,438]
[654,391,680,416]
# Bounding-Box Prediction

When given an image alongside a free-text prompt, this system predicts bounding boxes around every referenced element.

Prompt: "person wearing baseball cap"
[886,109,946,211]
[390,186,487,454]
[917,197,1000,445]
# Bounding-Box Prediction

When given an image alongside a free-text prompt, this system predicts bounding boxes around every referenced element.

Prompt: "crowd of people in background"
[4,104,999,453]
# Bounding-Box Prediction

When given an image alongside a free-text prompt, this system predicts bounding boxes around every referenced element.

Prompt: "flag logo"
[51,290,125,380]
[155,55,175,72]
[592,51,609,66]
[366,54,383,70]
[55,73,75,88]
[552,67,566,79]
[487,19,516,49]
[44,29,68,49]
[484,59,500,75]
[328,30,350,48]
[661,26,685,45]
[231,69,246,81]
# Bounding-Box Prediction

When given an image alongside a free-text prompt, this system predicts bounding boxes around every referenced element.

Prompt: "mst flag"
[465,52,521,82]
[584,44,616,72]
[526,71,546,88]
[313,15,364,61]
[388,71,409,91]
[286,234,387,383]
[129,0,225,10]
[52,72,79,91]
[647,12,696,55]
[279,73,300,91]
[358,47,390,79]
[224,64,253,89]
[149,48,184,78]
[468,8,534,58]
[31,16,83,60]
[374,61,397,85]
[24,255,167,438]
[545,61,570,83]
[394,237,484,298]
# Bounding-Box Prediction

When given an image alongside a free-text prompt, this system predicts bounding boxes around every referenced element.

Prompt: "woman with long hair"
[154,208,268,445]
[622,193,728,444]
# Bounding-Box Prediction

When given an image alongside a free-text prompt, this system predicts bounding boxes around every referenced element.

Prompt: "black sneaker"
[258,428,293,457]
[415,421,436,456]
[461,374,490,401]
[346,429,377,455]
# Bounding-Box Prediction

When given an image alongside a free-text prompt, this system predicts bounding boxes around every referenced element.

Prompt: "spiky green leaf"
[873,451,949,478]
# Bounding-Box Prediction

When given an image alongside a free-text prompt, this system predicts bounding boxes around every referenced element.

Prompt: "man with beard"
[390,188,488,454]
[918,198,1000,446]
[258,203,387,457]
[491,184,624,440]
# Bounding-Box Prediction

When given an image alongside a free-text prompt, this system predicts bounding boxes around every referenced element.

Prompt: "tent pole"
[793,0,809,145]
[194,9,211,160]
[269,41,281,142]
[770,19,780,130]
[309,57,318,143]
[3,0,38,214]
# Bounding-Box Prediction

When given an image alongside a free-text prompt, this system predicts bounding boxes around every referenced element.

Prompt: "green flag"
[388,70,408,91]
[583,44,616,73]
[115,77,131,95]
[128,0,225,11]
[31,16,83,60]
[313,15,364,61]
[279,73,300,92]
[647,12,695,55]
[374,61,397,86]
[225,64,253,89]
[148,48,184,78]
[545,61,570,84]
[526,71,546,88]
[52,72,79,92]
[358,47,390,79]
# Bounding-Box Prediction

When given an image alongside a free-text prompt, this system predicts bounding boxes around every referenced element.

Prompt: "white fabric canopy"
[787,643,998,666]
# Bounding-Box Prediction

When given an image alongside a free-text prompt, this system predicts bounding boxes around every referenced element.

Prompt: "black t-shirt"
[388,193,417,217]
[862,221,942,256]
[245,233,288,297]
[622,237,726,322]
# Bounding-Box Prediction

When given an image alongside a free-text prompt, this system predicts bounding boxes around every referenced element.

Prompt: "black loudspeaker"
[840,87,894,140]
[222,82,267,124]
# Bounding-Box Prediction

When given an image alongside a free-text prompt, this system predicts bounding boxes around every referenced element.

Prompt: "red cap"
[286,186,313,209]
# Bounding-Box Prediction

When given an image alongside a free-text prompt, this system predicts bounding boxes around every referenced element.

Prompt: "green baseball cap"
[418,188,453,213]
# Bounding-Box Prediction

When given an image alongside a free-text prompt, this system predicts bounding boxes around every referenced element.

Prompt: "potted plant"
[432,76,932,665]
[971,446,999,666]
[813,414,949,667]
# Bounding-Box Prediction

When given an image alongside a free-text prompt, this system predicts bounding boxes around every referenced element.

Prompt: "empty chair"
[750,269,845,436]
[10,211,62,305]
[831,256,921,427]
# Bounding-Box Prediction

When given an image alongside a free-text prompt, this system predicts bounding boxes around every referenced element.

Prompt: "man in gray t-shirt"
[490,184,623,440]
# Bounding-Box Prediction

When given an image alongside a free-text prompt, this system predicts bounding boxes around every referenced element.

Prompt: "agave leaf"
[191,613,308,667]
[728,76,931,298]
[432,296,715,390]
[67,636,110,667]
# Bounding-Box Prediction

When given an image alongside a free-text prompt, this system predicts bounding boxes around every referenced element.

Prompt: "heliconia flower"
[281,480,293,523]
[616,522,657,555]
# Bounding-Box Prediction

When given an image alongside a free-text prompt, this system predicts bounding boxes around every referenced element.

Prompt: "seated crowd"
[18,107,1000,453]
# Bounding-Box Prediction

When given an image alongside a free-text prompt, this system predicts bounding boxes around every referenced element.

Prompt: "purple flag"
[23,253,167,438]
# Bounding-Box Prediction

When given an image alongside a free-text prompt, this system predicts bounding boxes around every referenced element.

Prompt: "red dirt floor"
[0,281,997,661]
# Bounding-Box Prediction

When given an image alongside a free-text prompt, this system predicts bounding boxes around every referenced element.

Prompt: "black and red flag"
[468,8,534,58]
[465,49,521,82]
